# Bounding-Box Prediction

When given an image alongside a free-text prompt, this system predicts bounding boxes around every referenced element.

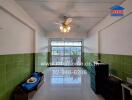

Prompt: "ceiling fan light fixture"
[67,26,71,31]
[60,25,63,30]
[58,17,72,33]
[63,28,67,33]
[59,25,71,33]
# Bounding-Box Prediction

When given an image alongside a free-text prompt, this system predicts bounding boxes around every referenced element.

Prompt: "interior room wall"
[35,29,48,72]
[85,0,132,80]
[47,31,88,39]
[0,0,48,99]
[0,9,34,54]
[83,34,98,71]
[0,7,35,100]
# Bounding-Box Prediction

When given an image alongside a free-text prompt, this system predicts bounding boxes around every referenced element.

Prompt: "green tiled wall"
[100,54,132,81]
[84,53,98,71]
[0,53,34,100]
[84,53,132,81]
[35,52,48,72]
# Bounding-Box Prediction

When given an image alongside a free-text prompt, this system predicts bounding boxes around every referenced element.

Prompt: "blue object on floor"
[21,72,41,91]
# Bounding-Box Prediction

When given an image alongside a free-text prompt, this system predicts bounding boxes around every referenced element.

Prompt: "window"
[51,40,82,66]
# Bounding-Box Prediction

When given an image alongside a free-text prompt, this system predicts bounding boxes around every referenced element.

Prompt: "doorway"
[50,40,83,67]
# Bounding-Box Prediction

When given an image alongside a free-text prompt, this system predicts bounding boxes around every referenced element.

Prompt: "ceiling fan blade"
[41,5,57,15]
[54,22,62,26]
[72,21,90,33]
[65,18,72,25]
[41,4,64,18]
[62,0,75,16]
[70,16,104,19]
[41,0,77,24]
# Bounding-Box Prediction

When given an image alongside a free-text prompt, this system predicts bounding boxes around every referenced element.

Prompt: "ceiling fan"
[55,16,73,33]
[41,0,101,33]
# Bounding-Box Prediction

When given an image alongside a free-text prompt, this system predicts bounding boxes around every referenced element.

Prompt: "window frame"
[50,40,83,67]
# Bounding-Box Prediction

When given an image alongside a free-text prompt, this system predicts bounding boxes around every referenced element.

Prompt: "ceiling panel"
[16,0,123,3]
[16,0,124,38]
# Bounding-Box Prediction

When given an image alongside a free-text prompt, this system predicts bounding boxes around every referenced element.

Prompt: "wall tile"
[84,53,98,71]
[100,54,132,81]
[35,53,48,72]
[0,53,34,100]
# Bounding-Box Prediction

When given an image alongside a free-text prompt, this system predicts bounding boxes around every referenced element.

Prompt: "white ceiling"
[16,0,124,38]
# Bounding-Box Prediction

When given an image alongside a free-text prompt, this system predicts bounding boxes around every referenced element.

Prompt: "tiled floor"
[31,67,104,100]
